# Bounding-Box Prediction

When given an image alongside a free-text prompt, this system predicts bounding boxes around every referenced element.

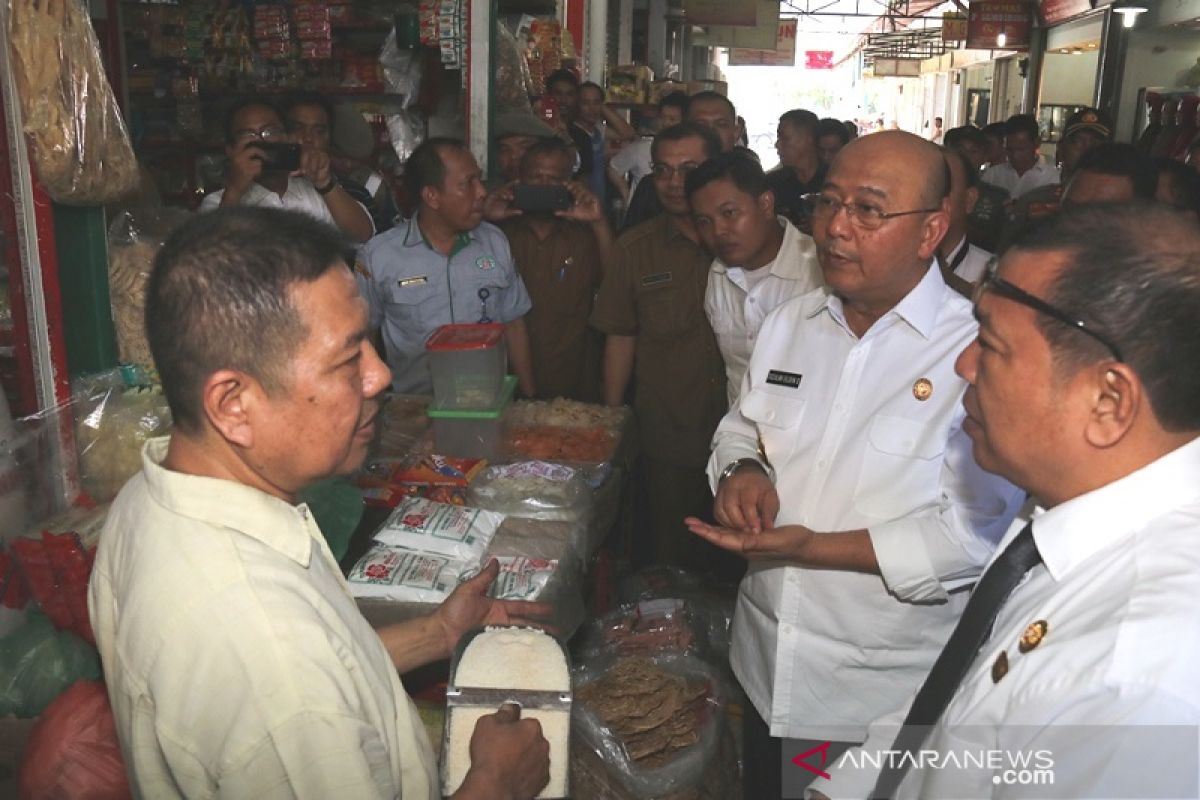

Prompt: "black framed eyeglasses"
[801,192,941,231]
[974,260,1124,362]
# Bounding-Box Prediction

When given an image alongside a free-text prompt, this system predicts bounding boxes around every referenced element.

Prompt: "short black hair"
[223,96,283,142]
[146,208,350,432]
[1010,202,1200,431]
[684,150,769,199]
[519,137,574,173]
[816,117,850,146]
[579,81,605,100]
[1154,157,1200,214]
[658,91,689,114]
[1005,113,1040,142]
[982,122,1007,142]
[650,122,722,163]
[405,136,468,195]
[843,120,859,138]
[281,90,335,132]
[943,146,979,189]
[779,109,819,136]
[686,91,736,120]
[545,69,579,91]
[1074,143,1157,200]
[944,125,989,152]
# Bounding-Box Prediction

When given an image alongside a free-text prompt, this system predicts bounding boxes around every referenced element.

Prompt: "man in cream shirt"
[687,150,823,403]
[89,208,550,799]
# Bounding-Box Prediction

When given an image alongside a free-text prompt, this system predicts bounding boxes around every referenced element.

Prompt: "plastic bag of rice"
[347,544,467,602]
[372,497,504,562]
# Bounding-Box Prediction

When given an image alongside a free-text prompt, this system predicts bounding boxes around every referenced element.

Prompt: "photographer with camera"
[200,98,374,243]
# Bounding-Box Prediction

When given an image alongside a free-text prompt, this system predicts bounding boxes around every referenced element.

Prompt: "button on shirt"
[704,218,823,404]
[981,155,1060,200]
[822,437,1200,799]
[708,264,1023,741]
[591,215,727,467]
[200,177,372,232]
[89,438,437,799]
[358,217,532,394]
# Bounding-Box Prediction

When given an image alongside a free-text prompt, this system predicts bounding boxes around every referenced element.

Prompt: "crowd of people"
[89,86,1200,800]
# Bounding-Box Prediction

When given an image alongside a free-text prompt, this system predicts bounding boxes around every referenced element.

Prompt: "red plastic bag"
[18,680,132,800]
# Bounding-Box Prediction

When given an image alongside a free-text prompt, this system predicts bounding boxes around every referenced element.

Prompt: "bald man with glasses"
[689,131,1024,799]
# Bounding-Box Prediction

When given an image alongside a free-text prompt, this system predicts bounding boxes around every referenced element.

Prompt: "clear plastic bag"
[107,208,192,371]
[616,567,736,663]
[379,28,422,108]
[18,680,132,799]
[72,378,172,504]
[467,461,592,522]
[7,0,139,204]
[494,23,534,114]
[0,610,100,718]
[570,653,736,799]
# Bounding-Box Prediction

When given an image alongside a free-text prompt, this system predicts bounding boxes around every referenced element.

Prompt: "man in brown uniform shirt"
[591,123,732,575]
[498,139,614,400]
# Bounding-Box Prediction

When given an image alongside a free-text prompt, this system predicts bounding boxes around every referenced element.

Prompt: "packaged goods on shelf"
[467,461,591,522]
[372,497,503,562]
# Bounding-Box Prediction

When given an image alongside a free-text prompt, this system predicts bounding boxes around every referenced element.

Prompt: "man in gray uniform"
[357,138,536,395]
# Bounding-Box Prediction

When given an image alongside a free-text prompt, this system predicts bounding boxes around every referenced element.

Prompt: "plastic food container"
[426,324,508,410]
[427,376,517,459]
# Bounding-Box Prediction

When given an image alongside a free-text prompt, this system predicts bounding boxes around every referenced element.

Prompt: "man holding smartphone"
[200,97,374,243]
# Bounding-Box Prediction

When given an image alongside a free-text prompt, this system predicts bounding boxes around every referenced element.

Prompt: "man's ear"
[759,189,776,217]
[1084,363,1140,449]
[201,369,260,449]
[965,185,979,215]
[421,184,441,210]
[917,199,952,261]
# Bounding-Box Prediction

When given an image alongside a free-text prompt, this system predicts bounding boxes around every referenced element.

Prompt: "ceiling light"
[996,31,1007,47]
[1112,1,1148,28]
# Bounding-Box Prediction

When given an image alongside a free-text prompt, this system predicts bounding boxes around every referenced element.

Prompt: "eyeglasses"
[651,162,700,180]
[232,125,287,144]
[801,193,941,231]
[974,259,1124,362]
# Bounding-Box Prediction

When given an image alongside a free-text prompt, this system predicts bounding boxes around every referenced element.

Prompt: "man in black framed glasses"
[817,202,1200,799]
[694,130,1024,798]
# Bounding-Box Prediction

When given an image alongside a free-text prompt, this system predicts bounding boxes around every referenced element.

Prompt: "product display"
[371,497,504,562]
[488,556,558,601]
[507,425,617,463]
[346,544,467,602]
[466,461,591,521]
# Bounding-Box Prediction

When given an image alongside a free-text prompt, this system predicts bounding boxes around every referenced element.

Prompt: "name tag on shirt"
[641,271,672,287]
[398,276,429,288]
[766,370,803,389]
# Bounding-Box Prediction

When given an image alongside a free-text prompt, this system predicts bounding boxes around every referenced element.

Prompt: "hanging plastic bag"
[0,610,101,718]
[18,680,132,800]
[379,28,422,109]
[8,0,139,204]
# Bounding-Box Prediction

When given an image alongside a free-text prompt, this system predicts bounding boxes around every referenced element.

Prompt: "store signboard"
[698,0,780,49]
[942,12,968,42]
[683,0,758,26]
[872,58,922,77]
[966,0,1032,50]
[805,50,834,70]
[728,19,798,67]
[1040,0,1093,25]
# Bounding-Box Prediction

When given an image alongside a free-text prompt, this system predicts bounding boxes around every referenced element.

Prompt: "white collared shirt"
[944,236,994,285]
[821,436,1200,798]
[708,264,1024,741]
[704,219,823,404]
[89,439,438,799]
[200,177,373,233]
[981,156,1060,200]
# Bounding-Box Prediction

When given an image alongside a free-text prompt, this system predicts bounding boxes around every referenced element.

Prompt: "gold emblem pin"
[1018,620,1049,654]
[991,650,1009,683]
[913,378,933,401]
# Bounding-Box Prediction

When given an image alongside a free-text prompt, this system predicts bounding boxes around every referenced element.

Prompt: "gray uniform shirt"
[358,216,532,393]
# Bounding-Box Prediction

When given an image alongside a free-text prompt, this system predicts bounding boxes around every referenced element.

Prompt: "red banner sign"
[1040,0,1092,25]
[966,0,1032,50]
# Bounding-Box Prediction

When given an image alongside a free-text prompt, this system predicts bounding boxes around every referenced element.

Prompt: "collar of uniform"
[709,219,810,279]
[662,214,697,244]
[808,260,945,340]
[947,235,968,264]
[1030,436,1200,583]
[404,213,474,256]
[139,437,314,568]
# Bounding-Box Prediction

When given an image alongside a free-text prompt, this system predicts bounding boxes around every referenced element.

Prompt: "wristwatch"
[718,457,773,483]
[315,176,339,195]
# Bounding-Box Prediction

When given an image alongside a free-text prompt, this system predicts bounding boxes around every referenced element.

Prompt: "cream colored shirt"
[89,438,437,799]
[704,219,823,404]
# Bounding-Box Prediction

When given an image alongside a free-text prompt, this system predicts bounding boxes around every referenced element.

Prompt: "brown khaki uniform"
[590,215,734,576]
[501,217,604,402]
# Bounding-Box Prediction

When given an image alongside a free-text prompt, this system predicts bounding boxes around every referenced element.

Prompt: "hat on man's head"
[494,111,556,141]
[1063,108,1112,142]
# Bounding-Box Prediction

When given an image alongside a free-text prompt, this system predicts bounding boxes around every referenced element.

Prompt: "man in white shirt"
[816,202,1200,799]
[90,207,551,798]
[611,91,688,195]
[686,131,1024,799]
[686,150,823,402]
[980,114,1060,200]
[200,98,374,243]
[939,147,993,288]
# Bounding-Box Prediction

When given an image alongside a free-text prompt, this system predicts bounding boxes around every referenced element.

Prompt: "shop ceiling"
[772,0,960,62]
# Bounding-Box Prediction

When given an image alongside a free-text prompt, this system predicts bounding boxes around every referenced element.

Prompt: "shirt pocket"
[741,390,806,465]
[637,283,691,339]
[853,414,947,519]
[385,280,437,333]
[464,270,514,323]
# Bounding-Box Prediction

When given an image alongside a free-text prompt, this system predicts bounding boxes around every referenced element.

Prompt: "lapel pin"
[913,378,933,401]
[1018,620,1049,654]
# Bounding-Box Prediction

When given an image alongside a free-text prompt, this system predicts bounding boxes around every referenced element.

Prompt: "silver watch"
[719,457,772,483]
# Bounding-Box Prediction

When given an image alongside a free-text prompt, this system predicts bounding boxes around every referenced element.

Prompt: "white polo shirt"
[704,219,823,404]
[200,177,372,233]
[981,156,1060,200]
[89,438,437,799]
